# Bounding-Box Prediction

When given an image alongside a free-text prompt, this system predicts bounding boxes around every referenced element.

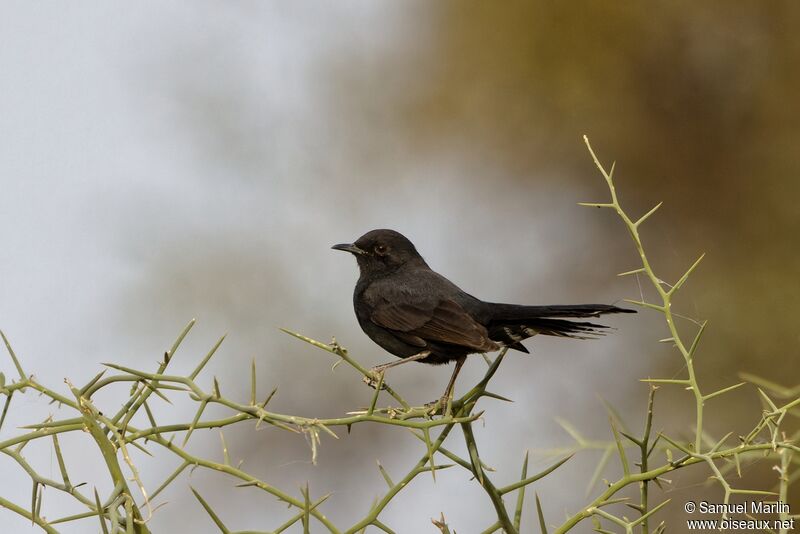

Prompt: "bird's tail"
[488,303,635,320]
[486,303,635,342]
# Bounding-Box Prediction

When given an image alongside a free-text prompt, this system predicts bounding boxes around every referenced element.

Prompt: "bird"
[332,229,634,408]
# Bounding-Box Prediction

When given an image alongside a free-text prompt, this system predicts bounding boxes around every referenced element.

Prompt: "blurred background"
[1,1,798,532]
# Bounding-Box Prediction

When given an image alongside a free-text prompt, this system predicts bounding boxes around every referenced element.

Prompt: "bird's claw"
[423,396,452,416]
[423,400,441,415]
[362,370,387,390]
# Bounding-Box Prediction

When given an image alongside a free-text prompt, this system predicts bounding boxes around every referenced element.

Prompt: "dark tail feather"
[487,303,635,320]
[486,303,635,342]
[523,318,611,339]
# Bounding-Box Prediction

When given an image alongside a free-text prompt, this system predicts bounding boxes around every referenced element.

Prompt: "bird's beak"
[331,243,367,255]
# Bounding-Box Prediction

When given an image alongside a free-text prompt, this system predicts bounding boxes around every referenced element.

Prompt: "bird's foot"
[362,369,387,390]
[424,396,452,416]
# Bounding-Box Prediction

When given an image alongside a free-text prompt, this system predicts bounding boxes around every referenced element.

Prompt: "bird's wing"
[371,298,498,352]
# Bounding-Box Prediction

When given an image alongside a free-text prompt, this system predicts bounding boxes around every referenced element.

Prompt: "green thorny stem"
[580,137,709,454]
[544,136,798,534]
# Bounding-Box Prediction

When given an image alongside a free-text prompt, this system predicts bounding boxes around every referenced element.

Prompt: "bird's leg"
[363,350,431,389]
[372,350,432,373]
[439,356,466,413]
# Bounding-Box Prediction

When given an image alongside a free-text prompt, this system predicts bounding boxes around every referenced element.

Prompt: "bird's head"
[332,229,426,275]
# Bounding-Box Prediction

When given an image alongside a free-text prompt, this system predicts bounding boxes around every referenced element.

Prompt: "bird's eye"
[374,244,388,255]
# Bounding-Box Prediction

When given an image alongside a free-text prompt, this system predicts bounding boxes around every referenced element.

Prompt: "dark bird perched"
[332,229,634,407]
